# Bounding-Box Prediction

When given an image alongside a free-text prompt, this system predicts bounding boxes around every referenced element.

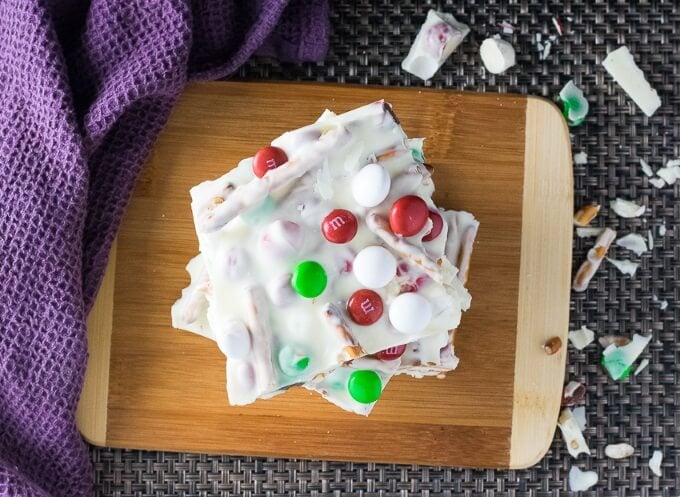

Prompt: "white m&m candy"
[216,320,251,359]
[351,163,391,207]
[353,246,397,288]
[388,293,432,334]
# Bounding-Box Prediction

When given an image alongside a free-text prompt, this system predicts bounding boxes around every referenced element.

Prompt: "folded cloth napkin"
[0,1,329,496]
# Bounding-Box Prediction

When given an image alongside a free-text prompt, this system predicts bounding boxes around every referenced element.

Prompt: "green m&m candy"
[278,346,310,377]
[347,370,382,404]
[291,261,327,298]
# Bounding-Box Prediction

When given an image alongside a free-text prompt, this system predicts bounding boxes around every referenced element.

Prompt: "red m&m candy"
[375,344,407,361]
[252,146,288,178]
[389,195,429,237]
[422,210,444,242]
[322,209,358,244]
[347,289,383,325]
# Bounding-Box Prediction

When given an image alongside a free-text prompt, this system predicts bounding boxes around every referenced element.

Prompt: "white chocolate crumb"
[648,450,663,477]
[659,300,669,311]
[605,443,635,459]
[499,20,514,34]
[606,257,639,277]
[480,37,516,74]
[659,224,667,237]
[656,164,680,185]
[541,41,552,60]
[573,151,588,165]
[569,466,598,491]
[639,158,654,177]
[568,326,595,350]
[575,227,604,238]
[634,358,650,376]
[552,17,564,35]
[615,233,648,256]
[647,229,654,250]
[649,177,666,188]
[610,198,645,218]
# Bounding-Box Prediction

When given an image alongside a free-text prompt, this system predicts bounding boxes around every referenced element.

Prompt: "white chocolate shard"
[610,198,645,218]
[649,177,666,188]
[603,46,661,117]
[568,326,595,350]
[639,158,653,177]
[659,224,667,237]
[401,10,470,80]
[616,233,648,256]
[605,443,635,459]
[558,408,591,458]
[575,227,604,238]
[480,37,516,74]
[656,164,680,185]
[573,152,588,165]
[573,228,616,292]
[647,229,654,250]
[606,257,639,277]
[648,450,663,477]
[633,358,649,376]
[569,467,598,492]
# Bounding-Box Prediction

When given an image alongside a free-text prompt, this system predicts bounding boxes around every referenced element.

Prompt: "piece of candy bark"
[401,10,470,80]
[173,101,477,409]
[304,356,400,416]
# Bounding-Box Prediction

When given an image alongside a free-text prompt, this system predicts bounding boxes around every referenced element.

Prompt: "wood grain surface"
[77,82,572,468]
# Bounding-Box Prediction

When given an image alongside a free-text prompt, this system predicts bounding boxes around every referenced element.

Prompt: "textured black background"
[91,1,679,495]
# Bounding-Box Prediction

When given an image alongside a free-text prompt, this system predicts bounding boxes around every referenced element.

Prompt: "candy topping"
[347,289,384,325]
[278,345,310,377]
[352,246,397,289]
[389,195,429,236]
[322,209,358,244]
[347,370,382,404]
[388,292,432,334]
[351,163,391,207]
[215,320,251,359]
[422,210,444,241]
[291,261,327,298]
[252,146,288,178]
[375,344,407,361]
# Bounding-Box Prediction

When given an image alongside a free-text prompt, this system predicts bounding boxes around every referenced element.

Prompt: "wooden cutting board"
[77,82,573,469]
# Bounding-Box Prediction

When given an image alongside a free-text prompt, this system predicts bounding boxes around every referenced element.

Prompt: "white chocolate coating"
[172,101,477,411]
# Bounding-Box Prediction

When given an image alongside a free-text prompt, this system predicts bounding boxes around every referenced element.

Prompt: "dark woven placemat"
[91,1,679,495]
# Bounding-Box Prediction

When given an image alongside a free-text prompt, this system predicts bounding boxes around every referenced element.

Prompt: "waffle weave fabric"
[94,1,678,496]
[0,2,329,497]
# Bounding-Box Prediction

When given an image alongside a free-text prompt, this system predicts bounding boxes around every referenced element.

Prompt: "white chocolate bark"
[401,10,470,80]
[172,101,477,411]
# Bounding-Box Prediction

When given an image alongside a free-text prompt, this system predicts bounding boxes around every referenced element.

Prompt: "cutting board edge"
[77,240,116,446]
[508,96,573,469]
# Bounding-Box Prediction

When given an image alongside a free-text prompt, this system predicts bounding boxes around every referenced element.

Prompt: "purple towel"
[0,1,329,496]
